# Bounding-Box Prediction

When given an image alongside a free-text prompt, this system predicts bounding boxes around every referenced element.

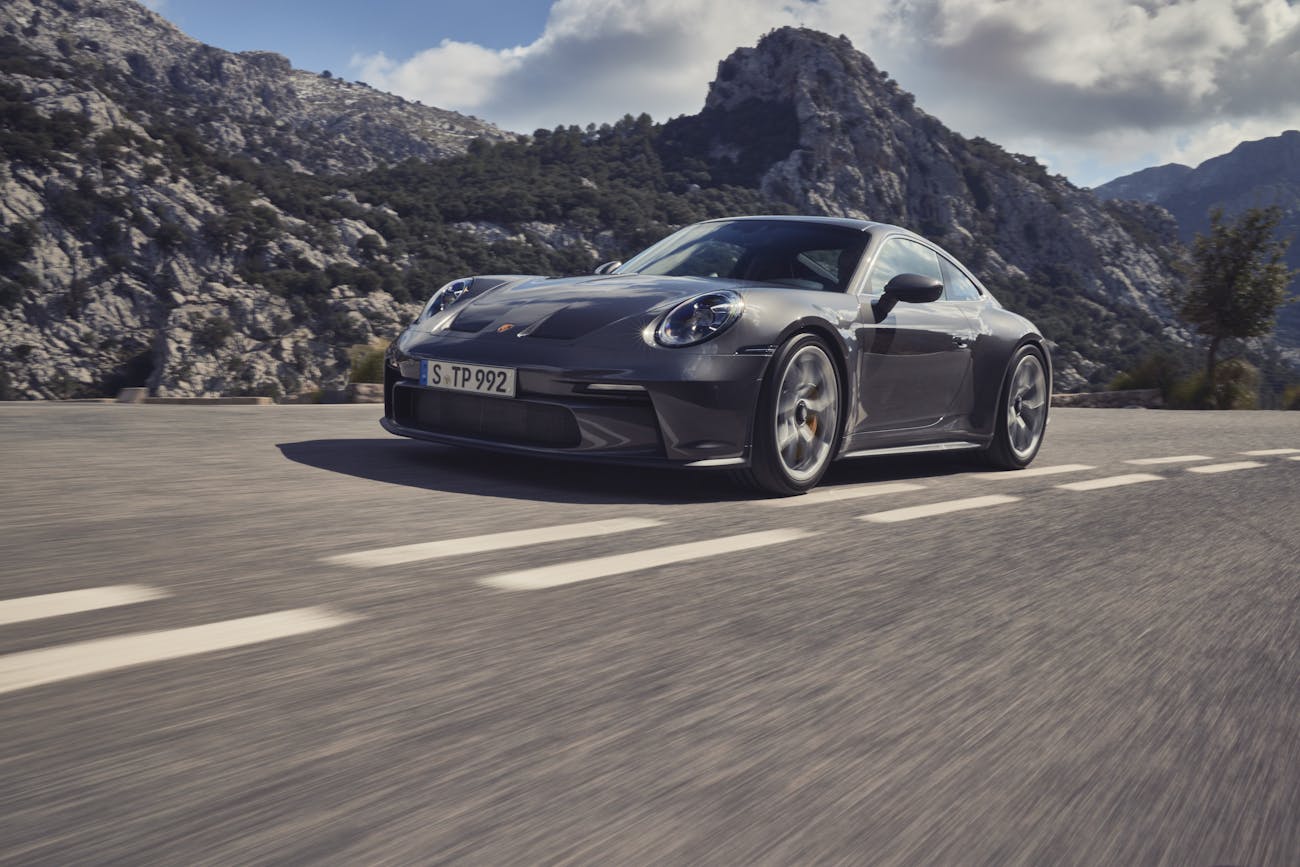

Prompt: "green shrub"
[1169,359,1260,409]
[1109,352,1185,399]
[0,276,22,308]
[347,339,387,383]
[192,315,234,351]
[153,220,185,250]
[1282,384,1300,410]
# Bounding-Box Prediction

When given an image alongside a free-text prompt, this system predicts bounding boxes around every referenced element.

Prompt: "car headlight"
[655,291,744,347]
[418,277,473,321]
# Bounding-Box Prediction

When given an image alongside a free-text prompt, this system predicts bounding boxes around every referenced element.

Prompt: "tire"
[982,344,1049,469]
[735,334,842,496]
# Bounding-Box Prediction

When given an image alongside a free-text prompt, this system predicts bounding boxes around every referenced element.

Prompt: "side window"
[866,238,943,295]
[939,256,982,301]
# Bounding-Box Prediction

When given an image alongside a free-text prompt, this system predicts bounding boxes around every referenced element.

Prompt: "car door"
[853,236,976,433]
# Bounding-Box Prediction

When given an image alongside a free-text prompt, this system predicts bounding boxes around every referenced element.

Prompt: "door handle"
[951,335,972,348]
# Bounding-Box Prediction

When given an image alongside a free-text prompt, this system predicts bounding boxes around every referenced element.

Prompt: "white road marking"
[1188,461,1266,474]
[859,495,1020,524]
[480,529,814,591]
[324,518,663,568]
[0,585,167,627]
[1290,456,1300,462]
[1124,455,1213,465]
[1239,448,1300,456]
[982,464,1094,478]
[0,607,358,696]
[1056,473,1163,491]
[758,481,925,508]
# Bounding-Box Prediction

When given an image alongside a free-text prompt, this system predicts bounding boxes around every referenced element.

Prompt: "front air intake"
[395,386,581,448]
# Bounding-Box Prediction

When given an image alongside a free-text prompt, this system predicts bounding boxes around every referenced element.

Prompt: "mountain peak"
[706,27,895,116]
[3,0,511,173]
[1093,163,1193,203]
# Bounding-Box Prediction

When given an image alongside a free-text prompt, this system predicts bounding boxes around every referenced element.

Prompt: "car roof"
[698,214,913,236]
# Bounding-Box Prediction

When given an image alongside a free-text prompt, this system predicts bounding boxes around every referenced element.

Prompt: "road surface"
[1,404,1298,865]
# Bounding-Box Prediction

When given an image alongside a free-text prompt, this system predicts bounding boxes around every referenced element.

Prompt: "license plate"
[420,359,516,398]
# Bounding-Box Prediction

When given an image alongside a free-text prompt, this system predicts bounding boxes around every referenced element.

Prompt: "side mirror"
[882,273,943,304]
[870,273,944,322]
[594,260,622,275]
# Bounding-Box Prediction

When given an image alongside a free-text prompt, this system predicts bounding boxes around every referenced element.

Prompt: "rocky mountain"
[1,8,1197,399]
[1,0,510,173]
[1095,131,1300,346]
[1093,163,1193,204]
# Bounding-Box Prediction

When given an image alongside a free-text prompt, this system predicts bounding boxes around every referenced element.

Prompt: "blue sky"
[142,0,1300,188]
[151,0,552,76]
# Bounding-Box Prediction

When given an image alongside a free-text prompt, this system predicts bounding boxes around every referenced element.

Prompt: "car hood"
[435,274,751,341]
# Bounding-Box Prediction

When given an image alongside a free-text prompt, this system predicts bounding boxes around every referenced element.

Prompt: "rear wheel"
[736,334,841,495]
[982,345,1048,469]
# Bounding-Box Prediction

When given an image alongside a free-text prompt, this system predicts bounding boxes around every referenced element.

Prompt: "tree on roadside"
[1173,206,1294,406]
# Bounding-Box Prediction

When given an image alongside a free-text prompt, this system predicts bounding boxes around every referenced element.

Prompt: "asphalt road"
[1,404,1298,865]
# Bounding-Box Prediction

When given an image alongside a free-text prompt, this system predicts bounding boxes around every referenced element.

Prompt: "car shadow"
[276,438,986,506]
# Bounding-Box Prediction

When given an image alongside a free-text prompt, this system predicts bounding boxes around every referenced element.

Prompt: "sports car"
[382,216,1050,495]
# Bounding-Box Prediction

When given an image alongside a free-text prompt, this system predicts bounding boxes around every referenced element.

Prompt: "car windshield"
[618,219,871,292]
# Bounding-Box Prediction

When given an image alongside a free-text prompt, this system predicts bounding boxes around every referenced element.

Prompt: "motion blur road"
[1,404,1298,865]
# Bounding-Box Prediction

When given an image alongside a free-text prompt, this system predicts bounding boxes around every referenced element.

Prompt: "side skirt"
[838,441,983,460]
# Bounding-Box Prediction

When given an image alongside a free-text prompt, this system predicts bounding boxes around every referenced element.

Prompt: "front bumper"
[382,338,771,465]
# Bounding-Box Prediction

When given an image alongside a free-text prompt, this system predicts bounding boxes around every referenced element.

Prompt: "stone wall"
[1051,389,1164,408]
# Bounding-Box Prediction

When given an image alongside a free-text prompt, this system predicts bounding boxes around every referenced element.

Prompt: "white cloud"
[350,0,1300,186]
[354,41,523,110]
[350,0,903,130]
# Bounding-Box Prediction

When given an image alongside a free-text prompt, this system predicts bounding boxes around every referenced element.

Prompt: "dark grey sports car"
[382,216,1050,494]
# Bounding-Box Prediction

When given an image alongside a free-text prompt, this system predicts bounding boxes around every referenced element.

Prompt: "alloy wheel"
[1006,352,1047,460]
[774,345,839,483]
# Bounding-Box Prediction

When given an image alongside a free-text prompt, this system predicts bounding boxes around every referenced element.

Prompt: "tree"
[1176,206,1294,403]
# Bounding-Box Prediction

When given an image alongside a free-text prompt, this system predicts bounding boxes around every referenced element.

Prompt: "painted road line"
[1239,448,1300,456]
[981,464,1094,479]
[758,481,926,508]
[0,585,167,627]
[480,529,814,591]
[1124,455,1213,465]
[0,607,358,696]
[1188,461,1266,474]
[1290,456,1300,462]
[859,495,1020,524]
[1056,473,1163,491]
[324,518,664,568]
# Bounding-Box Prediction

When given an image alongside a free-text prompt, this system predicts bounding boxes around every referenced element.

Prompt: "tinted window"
[866,238,942,295]
[939,256,982,301]
[620,220,869,292]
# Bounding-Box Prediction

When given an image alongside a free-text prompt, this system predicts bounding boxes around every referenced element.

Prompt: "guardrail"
[116,388,272,406]
[1050,389,1163,408]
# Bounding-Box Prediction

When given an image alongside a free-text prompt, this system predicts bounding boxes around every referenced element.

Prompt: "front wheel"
[736,334,841,496]
[982,345,1049,469]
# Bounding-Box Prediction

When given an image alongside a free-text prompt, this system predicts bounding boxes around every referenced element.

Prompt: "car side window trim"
[852,233,906,297]
[937,254,985,302]
[859,236,944,296]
